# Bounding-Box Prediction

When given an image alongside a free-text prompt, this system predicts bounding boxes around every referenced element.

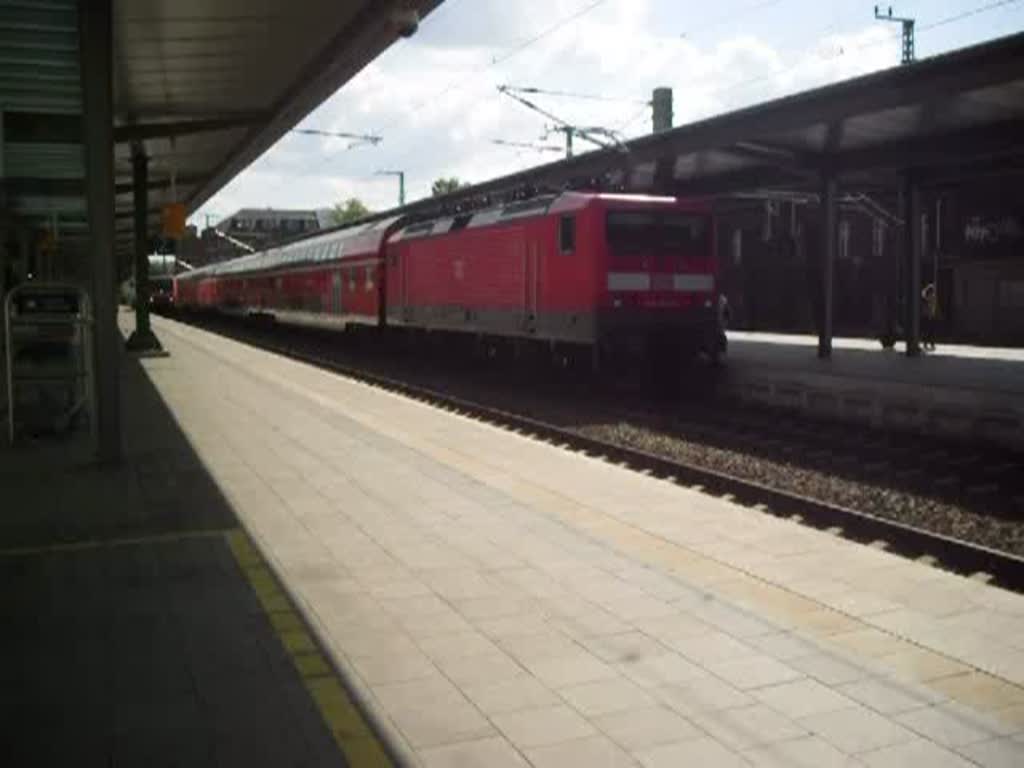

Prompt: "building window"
[559,215,576,254]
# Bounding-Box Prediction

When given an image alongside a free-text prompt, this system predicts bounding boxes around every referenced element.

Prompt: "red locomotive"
[174,192,723,368]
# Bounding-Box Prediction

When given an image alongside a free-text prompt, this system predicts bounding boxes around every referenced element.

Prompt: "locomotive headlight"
[704,299,712,308]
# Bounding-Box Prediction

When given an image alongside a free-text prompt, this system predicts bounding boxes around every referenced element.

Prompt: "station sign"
[162,203,187,239]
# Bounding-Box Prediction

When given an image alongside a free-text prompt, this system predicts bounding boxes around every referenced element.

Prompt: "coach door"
[331,271,343,316]
[524,239,539,333]
[524,241,540,331]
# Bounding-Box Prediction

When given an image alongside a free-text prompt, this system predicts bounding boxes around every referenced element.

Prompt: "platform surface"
[726,331,1024,396]
[114,314,1024,767]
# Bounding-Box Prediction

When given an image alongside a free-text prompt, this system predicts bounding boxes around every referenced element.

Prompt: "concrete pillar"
[125,148,161,351]
[902,172,922,357]
[652,87,673,133]
[79,0,120,463]
[818,173,837,359]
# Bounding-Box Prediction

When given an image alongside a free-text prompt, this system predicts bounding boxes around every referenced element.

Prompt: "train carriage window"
[559,216,576,254]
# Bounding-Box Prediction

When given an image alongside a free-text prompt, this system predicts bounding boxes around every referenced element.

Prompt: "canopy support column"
[79,0,120,463]
[818,171,837,359]
[126,148,162,352]
[902,172,922,357]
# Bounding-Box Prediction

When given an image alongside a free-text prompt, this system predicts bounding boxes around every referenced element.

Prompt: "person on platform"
[922,282,938,351]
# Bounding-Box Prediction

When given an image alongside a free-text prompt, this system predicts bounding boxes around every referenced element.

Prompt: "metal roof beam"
[832,120,1024,177]
[113,114,268,142]
[3,174,206,196]
[1,111,266,143]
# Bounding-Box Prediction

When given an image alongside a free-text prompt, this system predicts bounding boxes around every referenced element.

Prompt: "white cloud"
[188,0,939,224]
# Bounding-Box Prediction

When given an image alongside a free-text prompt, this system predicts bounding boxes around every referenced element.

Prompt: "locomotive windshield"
[606,210,708,258]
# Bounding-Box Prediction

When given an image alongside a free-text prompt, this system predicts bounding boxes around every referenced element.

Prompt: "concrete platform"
[723,332,1024,448]
[129,314,1024,767]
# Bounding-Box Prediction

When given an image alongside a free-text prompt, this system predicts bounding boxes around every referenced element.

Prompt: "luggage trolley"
[4,283,95,445]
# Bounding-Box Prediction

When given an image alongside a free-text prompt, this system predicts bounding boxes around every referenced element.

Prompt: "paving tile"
[420,736,530,768]
[690,703,808,750]
[525,735,639,768]
[492,704,596,749]
[349,649,438,685]
[877,647,972,683]
[554,610,634,641]
[930,672,1024,713]
[664,630,755,666]
[462,676,562,716]
[859,738,977,768]
[497,630,583,663]
[415,630,502,663]
[744,631,824,662]
[752,678,856,720]
[742,736,860,766]
[594,706,702,751]
[896,703,1009,747]
[630,612,712,640]
[636,737,751,768]
[709,655,804,691]
[525,652,619,688]
[435,651,526,687]
[560,676,657,717]
[787,652,869,686]
[618,652,707,689]
[475,613,552,639]
[800,705,916,754]
[838,677,946,716]
[957,736,1024,768]
[399,608,476,637]
[580,632,669,664]
[653,676,755,717]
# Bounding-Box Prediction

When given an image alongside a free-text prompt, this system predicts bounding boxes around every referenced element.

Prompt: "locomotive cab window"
[607,210,708,259]
[559,215,576,254]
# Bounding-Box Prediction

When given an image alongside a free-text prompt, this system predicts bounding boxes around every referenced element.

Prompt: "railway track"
[166,312,1024,592]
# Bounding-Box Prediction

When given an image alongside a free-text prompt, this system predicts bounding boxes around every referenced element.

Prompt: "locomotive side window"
[559,215,576,254]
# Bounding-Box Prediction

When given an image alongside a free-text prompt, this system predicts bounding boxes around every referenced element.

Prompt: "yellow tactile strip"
[0,527,234,557]
[225,529,395,767]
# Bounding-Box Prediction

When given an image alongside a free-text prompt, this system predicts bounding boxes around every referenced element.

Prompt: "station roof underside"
[1,0,441,263]
[402,30,1024,220]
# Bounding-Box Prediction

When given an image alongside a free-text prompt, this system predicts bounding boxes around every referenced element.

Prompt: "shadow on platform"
[0,348,364,766]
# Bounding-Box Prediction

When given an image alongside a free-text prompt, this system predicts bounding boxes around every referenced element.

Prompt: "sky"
[190,0,1024,226]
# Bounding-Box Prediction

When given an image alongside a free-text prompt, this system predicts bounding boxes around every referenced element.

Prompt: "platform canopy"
[404,30,1024,217]
[1,0,442,267]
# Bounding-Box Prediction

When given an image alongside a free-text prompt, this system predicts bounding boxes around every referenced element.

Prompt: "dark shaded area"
[0,351,345,767]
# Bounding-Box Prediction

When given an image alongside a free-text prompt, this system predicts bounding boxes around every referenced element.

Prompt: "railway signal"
[874,5,916,64]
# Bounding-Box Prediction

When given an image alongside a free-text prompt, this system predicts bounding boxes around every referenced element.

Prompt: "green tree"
[431,177,467,197]
[331,197,371,226]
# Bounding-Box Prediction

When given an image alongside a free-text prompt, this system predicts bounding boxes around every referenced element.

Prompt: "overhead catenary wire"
[490,0,612,66]
[497,84,649,106]
[708,0,1023,106]
[404,0,614,116]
